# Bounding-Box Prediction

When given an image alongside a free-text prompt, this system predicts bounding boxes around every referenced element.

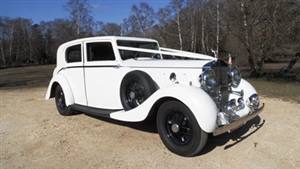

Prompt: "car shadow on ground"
[200,116,265,155]
[85,113,158,133]
[85,112,265,155]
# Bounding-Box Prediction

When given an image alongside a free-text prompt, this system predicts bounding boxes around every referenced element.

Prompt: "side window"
[87,42,115,61]
[66,44,81,63]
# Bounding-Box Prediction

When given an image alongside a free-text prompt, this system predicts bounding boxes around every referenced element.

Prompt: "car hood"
[121,59,215,69]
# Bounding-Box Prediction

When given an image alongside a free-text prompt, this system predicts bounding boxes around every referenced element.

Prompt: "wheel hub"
[126,82,147,108]
[166,112,192,145]
[129,91,135,99]
[171,123,180,133]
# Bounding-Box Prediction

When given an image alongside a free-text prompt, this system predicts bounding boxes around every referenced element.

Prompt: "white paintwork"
[45,73,75,106]
[60,68,87,105]
[48,41,87,105]
[121,59,210,68]
[46,36,261,134]
[110,85,218,133]
[82,39,122,108]
[83,64,208,109]
[85,67,125,109]
[235,79,257,100]
[228,79,257,117]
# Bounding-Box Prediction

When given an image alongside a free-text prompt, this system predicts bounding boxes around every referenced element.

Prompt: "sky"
[0,0,169,23]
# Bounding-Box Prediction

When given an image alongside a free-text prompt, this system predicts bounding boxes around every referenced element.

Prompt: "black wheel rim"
[125,81,147,108]
[56,88,67,111]
[165,112,193,145]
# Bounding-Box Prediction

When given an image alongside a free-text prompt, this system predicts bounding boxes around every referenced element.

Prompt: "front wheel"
[156,100,208,157]
[54,85,73,116]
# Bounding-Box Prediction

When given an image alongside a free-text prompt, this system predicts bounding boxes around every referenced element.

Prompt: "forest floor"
[1,65,300,169]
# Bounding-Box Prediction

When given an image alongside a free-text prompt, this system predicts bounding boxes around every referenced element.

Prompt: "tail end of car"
[45,74,75,107]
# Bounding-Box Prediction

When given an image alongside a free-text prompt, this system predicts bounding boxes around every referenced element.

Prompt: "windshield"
[117,40,160,60]
[116,40,213,60]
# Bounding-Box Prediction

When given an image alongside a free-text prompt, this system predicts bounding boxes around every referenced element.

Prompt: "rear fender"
[110,85,218,133]
[45,74,75,106]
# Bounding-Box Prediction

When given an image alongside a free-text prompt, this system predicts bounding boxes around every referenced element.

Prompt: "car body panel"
[110,85,218,133]
[60,68,87,105]
[228,79,257,117]
[45,73,75,106]
[81,65,206,109]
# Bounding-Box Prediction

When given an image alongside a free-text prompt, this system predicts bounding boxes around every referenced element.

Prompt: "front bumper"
[213,103,264,136]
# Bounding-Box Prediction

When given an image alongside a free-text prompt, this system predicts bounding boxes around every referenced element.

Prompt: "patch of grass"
[247,78,300,103]
[0,65,55,89]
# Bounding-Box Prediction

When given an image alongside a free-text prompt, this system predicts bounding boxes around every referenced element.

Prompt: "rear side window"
[117,40,158,50]
[87,42,115,61]
[66,44,82,63]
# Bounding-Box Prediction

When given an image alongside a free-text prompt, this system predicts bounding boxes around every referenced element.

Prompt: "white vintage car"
[46,36,264,156]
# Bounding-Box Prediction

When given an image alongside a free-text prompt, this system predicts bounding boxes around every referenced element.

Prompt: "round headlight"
[249,94,260,109]
[200,69,218,91]
[228,67,241,87]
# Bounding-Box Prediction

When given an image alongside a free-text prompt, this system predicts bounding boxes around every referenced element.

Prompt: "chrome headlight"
[200,69,218,91]
[248,94,260,109]
[228,67,241,87]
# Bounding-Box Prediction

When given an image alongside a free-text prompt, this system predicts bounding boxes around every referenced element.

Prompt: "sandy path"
[0,87,299,169]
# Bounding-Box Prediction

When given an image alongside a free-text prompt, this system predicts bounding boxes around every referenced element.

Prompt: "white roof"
[62,36,158,46]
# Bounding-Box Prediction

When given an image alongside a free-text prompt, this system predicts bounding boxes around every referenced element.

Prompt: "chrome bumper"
[213,103,265,136]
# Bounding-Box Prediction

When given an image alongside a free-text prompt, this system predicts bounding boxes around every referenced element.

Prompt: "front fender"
[110,85,218,133]
[45,74,75,106]
[236,79,257,99]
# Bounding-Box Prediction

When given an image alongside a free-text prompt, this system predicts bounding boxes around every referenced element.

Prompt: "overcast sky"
[0,0,169,23]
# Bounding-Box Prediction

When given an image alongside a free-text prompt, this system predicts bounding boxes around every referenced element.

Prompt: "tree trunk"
[257,0,280,75]
[201,15,206,53]
[28,28,32,63]
[216,0,220,57]
[240,1,258,76]
[76,14,81,36]
[176,6,183,50]
[190,5,196,52]
[0,41,6,66]
[285,57,299,72]
[133,11,146,36]
[205,33,209,54]
[9,24,14,64]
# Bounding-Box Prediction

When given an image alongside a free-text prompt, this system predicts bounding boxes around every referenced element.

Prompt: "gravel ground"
[1,86,300,169]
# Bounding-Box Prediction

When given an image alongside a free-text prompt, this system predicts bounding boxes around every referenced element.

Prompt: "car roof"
[61,36,158,46]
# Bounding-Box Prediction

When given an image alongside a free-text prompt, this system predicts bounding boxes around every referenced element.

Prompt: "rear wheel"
[54,85,73,116]
[156,100,208,157]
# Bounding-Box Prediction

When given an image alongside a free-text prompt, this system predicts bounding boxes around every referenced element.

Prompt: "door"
[61,43,87,105]
[84,40,124,109]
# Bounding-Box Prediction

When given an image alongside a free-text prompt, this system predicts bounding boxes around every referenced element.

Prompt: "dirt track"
[1,86,300,169]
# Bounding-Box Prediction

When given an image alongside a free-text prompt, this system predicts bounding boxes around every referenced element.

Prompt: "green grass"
[0,65,55,88]
[248,78,300,103]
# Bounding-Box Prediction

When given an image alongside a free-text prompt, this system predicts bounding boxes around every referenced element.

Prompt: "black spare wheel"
[120,71,157,110]
[55,85,73,116]
[156,100,208,157]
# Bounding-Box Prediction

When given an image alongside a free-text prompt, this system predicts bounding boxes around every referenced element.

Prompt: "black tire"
[54,85,73,116]
[120,71,157,110]
[156,100,208,157]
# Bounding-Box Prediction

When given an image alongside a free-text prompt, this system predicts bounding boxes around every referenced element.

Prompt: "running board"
[71,104,123,118]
